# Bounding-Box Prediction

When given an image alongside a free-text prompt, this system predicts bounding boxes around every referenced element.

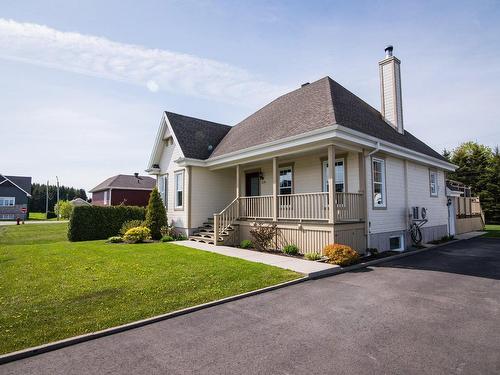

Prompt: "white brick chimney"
[379,45,404,134]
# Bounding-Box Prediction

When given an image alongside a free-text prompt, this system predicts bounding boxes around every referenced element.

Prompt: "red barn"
[90,174,156,207]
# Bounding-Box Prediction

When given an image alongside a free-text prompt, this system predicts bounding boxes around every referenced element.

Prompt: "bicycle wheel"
[410,224,422,244]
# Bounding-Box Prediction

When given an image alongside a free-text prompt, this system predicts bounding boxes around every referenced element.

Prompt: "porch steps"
[188,218,236,245]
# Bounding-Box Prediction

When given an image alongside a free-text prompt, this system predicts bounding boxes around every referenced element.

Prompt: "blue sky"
[1,0,499,190]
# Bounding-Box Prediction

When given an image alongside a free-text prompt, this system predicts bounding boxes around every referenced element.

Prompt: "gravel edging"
[0,276,308,365]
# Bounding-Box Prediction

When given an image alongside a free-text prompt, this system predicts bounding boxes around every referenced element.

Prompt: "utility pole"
[45,180,49,218]
[56,176,60,221]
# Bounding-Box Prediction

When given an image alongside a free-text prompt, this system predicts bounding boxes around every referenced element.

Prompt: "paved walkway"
[2,237,498,374]
[177,240,338,277]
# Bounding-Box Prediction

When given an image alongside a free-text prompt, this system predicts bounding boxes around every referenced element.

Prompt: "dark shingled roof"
[0,175,32,195]
[90,174,156,192]
[166,112,232,160]
[209,77,446,161]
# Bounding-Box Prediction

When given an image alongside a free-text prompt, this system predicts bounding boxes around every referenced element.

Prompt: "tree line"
[444,141,500,224]
[29,183,88,213]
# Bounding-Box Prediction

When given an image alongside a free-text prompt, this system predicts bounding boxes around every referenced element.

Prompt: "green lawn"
[483,224,500,238]
[0,223,300,354]
[28,212,57,221]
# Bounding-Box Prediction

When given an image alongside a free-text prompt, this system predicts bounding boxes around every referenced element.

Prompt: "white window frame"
[322,158,345,193]
[279,166,293,195]
[429,170,438,197]
[372,157,386,208]
[0,197,15,206]
[158,174,168,209]
[389,234,404,251]
[174,171,184,210]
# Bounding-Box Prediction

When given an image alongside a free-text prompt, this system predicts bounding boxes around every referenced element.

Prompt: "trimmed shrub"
[175,233,187,241]
[323,244,359,266]
[68,205,146,241]
[161,235,175,242]
[304,252,321,261]
[145,188,167,240]
[123,226,151,243]
[120,220,146,236]
[46,211,57,219]
[283,244,299,255]
[107,236,123,243]
[54,200,73,220]
[240,239,253,249]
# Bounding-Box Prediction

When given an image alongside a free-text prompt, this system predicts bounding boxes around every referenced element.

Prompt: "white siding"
[190,167,236,229]
[366,155,406,234]
[366,154,449,235]
[406,163,448,227]
[157,142,188,230]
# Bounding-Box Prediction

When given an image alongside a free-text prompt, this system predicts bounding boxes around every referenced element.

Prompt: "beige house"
[146,46,456,255]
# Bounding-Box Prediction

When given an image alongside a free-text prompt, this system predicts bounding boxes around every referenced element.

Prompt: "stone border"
[0,276,308,365]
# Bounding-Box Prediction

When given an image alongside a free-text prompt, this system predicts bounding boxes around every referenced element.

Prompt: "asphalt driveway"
[2,237,499,374]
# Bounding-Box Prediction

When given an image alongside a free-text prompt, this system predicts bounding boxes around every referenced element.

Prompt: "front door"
[245,172,260,196]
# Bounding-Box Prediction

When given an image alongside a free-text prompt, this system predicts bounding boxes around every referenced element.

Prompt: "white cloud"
[0,19,286,105]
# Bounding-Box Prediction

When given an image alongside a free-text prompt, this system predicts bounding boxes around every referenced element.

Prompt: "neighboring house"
[89,174,156,207]
[0,174,32,220]
[146,46,457,254]
[69,197,91,207]
[446,180,484,236]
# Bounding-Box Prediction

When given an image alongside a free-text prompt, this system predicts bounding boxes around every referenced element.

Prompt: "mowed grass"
[0,223,300,354]
[483,224,500,238]
[28,212,57,221]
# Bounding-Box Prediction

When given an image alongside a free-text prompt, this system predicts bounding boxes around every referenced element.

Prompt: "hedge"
[68,205,146,241]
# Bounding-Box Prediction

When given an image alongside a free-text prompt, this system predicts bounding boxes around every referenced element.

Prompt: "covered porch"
[210,144,367,250]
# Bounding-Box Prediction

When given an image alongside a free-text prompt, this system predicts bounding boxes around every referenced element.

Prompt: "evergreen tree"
[145,188,167,240]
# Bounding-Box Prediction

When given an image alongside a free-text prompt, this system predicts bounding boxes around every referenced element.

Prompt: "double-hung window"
[174,171,184,209]
[429,170,438,197]
[322,159,345,193]
[279,166,293,195]
[158,175,168,208]
[372,158,386,208]
[0,197,15,206]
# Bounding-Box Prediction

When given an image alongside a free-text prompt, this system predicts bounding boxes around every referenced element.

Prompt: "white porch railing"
[335,192,364,222]
[239,195,273,219]
[278,192,329,220]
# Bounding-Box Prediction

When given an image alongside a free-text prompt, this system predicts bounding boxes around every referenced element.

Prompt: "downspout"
[365,142,380,250]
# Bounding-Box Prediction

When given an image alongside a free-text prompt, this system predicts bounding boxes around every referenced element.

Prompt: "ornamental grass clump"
[123,227,151,244]
[240,239,253,249]
[323,244,359,266]
[282,244,299,255]
[304,252,321,261]
[107,236,123,243]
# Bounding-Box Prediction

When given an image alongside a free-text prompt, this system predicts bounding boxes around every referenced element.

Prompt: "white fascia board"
[175,122,456,172]
[145,112,186,172]
[334,125,457,171]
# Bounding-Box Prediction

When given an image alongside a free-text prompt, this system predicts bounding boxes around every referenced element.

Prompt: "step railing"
[213,197,240,244]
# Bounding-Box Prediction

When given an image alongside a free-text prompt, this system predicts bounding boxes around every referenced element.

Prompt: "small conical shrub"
[145,187,167,240]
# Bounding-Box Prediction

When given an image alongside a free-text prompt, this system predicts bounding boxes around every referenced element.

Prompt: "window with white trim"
[279,166,293,195]
[322,159,345,193]
[372,158,386,208]
[158,175,168,208]
[0,197,15,206]
[429,170,438,197]
[389,235,404,251]
[174,171,184,209]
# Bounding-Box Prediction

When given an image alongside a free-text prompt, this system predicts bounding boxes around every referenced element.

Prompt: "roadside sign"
[21,207,27,213]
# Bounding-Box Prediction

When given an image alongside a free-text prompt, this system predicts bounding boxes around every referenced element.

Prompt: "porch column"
[273,157,278,222]
[235,164,240,218]
[328,145,336,224]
